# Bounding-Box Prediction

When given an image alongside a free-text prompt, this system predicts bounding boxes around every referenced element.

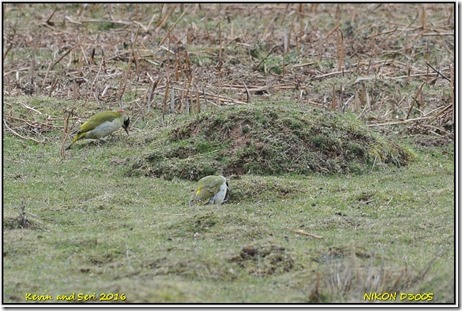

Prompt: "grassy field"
[3,3,455,304]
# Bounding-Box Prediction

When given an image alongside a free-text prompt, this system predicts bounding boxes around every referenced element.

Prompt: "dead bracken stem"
[254,45,278,71]
[170,86,175,113]
[425,62,450,82]
[42,48,72,89]
[18,201,28,228]
[118,28,139,106]
[184,77,193,114]
[405,82,425,119]
[174,51,180,82]
[243,82,251,103]
[336,29,344,71]
[218,22,223,72]
[202,88,207,111]
[450,64,454,125]
[145,76,160,116]
[331,84,337,111]
[132,33,141,82]
[162,78,170,126]
[159,10,186,46]
[156,4,175,33]
[325,22,340,39]
[420,5,427,30]
[183,48,193,114]
[61,108,74,158]
[195,90,200,114]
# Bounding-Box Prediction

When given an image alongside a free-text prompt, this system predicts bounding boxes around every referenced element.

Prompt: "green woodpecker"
[190,175,229,206]
[66,110,130,150]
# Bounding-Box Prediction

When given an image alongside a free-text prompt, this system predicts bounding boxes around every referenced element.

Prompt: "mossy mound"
[129,105,414,181]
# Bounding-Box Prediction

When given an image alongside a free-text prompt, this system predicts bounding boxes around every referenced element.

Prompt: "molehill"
[128,105,414,181]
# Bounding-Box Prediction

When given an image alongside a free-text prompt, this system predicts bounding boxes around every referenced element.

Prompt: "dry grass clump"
[303,250,448,303]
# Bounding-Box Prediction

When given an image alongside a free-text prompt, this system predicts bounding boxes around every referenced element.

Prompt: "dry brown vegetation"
[3,3,454,144]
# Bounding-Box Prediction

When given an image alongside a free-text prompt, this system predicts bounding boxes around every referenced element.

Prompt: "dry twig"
[288,228,323,239]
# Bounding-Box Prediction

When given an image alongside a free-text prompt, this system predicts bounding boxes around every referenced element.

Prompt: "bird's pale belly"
[210,182,228,204]
[85,121,121,139]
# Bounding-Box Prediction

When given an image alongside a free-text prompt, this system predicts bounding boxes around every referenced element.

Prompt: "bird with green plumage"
[190,175,229,206]
[66,110,130,150]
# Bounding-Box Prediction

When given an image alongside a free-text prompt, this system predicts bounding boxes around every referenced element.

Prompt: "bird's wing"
[204,178,225,193]
[196,178,223,199]
[195,184,213,200]
[78,112,118,133]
